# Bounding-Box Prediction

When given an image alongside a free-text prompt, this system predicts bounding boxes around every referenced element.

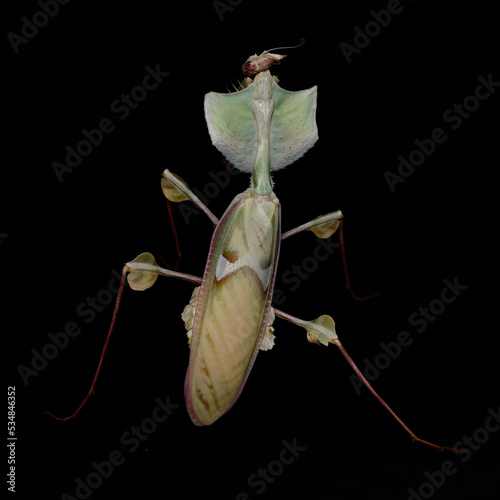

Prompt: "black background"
[4,1,499,499]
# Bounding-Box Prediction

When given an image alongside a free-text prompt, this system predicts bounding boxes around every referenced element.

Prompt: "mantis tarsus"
[46,46,466,454]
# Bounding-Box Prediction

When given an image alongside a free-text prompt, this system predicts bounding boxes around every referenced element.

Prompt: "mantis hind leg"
[45,254,202,422]
[273,307,466,454]
[45,169,222,422]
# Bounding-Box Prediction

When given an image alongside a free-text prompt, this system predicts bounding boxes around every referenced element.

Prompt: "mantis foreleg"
[281,211,380,301]
[161,169,219,225]
[281,210,343,240]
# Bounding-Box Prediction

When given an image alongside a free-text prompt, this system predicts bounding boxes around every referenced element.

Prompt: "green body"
[183,71,318,425]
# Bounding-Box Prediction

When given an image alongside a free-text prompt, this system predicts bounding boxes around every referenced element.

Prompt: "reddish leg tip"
[348,288,381,302]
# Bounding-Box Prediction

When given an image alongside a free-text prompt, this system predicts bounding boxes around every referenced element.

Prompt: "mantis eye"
[242,61,256,75]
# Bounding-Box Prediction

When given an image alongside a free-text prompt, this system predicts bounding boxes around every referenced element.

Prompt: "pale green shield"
[204,78,318,173]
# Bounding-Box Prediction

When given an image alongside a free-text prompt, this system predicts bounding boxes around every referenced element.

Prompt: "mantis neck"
[251,71,274,195]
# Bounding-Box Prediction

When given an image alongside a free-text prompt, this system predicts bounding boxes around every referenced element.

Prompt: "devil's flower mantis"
[47,47,465,454]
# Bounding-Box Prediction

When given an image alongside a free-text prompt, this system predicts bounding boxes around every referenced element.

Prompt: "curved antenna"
[265,38,305,53]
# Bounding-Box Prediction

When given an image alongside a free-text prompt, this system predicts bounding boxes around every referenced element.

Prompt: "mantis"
[47,46,465,454]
